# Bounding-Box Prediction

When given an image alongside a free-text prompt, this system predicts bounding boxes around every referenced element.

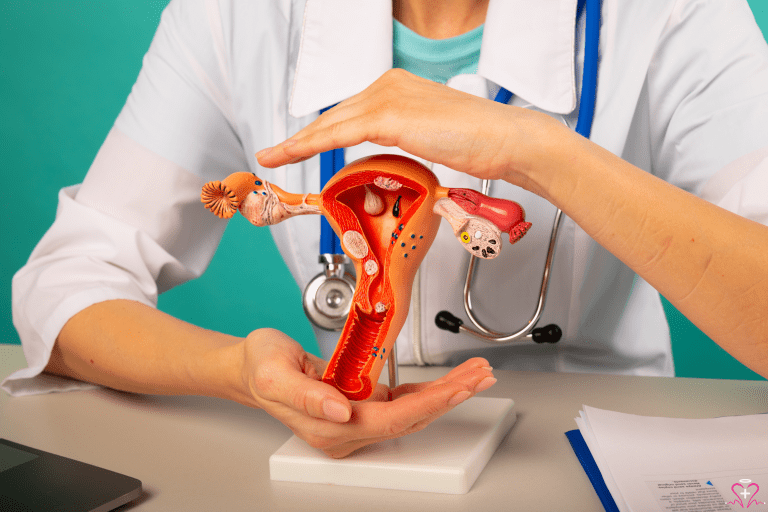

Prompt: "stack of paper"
[570,406,768,512]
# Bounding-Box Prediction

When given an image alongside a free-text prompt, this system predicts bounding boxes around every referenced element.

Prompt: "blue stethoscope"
[302,0,601,345]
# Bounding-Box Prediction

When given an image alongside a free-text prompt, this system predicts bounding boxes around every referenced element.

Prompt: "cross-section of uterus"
[201,155,531,400]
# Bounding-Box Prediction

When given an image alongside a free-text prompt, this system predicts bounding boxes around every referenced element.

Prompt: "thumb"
[276,365,352,423]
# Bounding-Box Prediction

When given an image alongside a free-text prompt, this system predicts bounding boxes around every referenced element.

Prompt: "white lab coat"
[5,0,768,395]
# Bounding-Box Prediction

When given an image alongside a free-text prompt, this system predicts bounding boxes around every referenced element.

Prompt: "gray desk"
[1,344,766,511]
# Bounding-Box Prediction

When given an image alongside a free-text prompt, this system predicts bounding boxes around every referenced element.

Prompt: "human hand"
[257,69,566,196]
[236,328,496,458]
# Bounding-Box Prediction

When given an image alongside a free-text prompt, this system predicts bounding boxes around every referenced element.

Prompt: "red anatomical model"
[201,155,531,400]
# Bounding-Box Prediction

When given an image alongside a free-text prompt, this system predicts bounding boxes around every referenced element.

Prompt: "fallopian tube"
[201,155,531,400]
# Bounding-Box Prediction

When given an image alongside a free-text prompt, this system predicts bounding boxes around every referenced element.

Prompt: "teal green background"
[1,1,766,380]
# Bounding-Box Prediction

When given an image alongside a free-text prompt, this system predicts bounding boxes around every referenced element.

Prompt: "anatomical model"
[201,155,531,400]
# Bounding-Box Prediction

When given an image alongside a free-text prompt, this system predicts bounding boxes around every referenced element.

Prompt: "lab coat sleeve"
[646,0,768,224]
[3,0,249,396]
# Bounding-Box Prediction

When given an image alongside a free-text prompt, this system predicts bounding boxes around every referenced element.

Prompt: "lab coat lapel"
[289,0,579,118]
[479,0,578,114]
[289,0,392,118]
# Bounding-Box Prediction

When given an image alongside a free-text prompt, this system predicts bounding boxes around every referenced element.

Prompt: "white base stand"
[269,397,516,494]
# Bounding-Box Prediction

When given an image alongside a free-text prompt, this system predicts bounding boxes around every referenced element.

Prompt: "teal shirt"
[393,19,483,84]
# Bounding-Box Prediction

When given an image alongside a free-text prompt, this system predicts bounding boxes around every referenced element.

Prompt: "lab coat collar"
[289,0,578,118]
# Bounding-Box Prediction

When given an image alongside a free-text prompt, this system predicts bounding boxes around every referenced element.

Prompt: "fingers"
[438,357,492,382]
[357,357,493,402]
[254,99,353,166]
[322,366,496,458]
[257,112,385,168]
[355,379,475,434]
[389,357,492,399]
[375,364,495,429]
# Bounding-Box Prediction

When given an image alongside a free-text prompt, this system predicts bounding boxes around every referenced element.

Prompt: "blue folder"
[565,430,621,512]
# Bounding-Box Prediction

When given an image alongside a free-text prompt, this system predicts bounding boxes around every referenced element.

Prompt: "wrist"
[194,337,251,405]
[502,108,580,204]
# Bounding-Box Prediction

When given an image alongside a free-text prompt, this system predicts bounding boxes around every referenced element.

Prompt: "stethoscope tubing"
[576,0,600,140]
[318,128,344,255]
[461,207,564,342]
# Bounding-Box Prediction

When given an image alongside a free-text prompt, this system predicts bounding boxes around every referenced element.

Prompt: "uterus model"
[201,155,531,400]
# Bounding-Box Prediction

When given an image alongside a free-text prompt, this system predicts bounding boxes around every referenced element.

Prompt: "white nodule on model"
[342,230,369,259]
[364,259,378,275]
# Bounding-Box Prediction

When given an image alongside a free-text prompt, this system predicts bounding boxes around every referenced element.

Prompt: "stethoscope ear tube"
[435,311,562,344]
[434,208,564,344]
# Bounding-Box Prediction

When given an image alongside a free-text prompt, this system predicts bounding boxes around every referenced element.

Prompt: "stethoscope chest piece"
[303,254,356,331]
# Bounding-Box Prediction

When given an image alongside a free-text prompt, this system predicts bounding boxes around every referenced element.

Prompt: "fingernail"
[448,390,471,406]
[255,147,272,158]
[481,366,493,371]
[474,377,497,393]
[322,399,350,423]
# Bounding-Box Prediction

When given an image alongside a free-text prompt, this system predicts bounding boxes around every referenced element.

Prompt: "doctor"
[7,0,768,459]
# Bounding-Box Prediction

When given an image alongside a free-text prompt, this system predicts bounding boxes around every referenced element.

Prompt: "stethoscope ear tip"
[435,310,463,333]
[531,324,562,344]
[436,309,562,345]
